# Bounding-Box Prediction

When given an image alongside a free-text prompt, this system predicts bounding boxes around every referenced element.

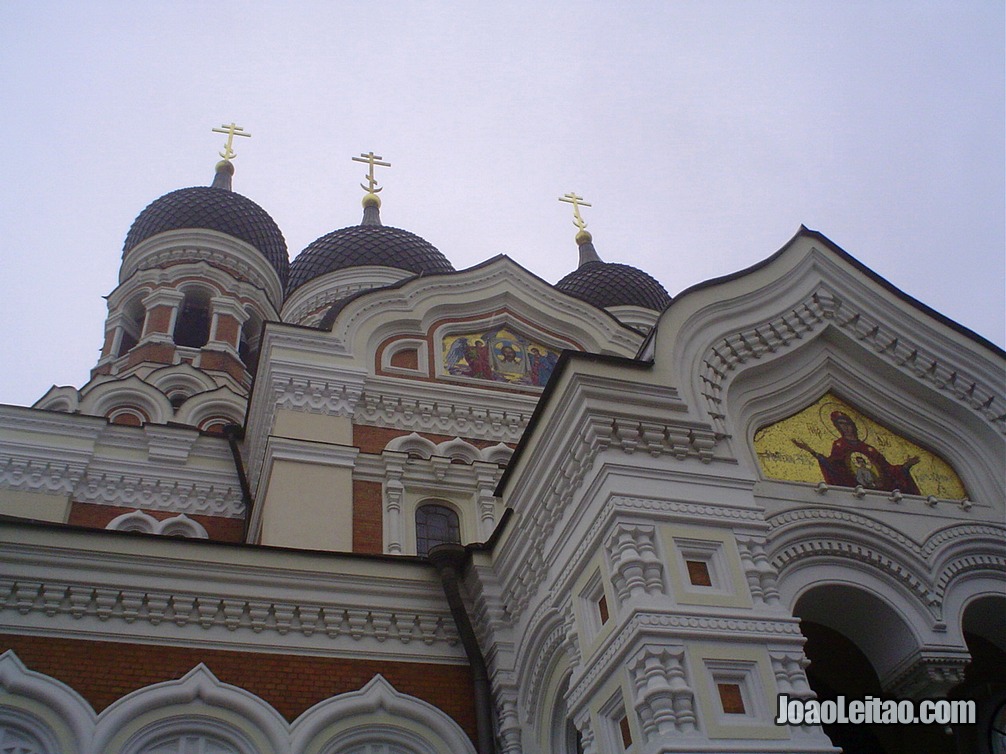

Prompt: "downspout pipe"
[428,542,496,754]
[222,424,255,541]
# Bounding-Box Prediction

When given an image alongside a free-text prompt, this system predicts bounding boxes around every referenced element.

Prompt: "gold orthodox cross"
[352,151,391,194]
[559,192,592,231]
[212,122,251,160]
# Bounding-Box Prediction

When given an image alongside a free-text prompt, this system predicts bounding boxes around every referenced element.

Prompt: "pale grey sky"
[1,1,1003,407]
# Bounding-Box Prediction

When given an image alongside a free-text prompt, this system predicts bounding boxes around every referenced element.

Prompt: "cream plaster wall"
[272,409,352,446]
[259,460,353,551]
[0,489,70,523]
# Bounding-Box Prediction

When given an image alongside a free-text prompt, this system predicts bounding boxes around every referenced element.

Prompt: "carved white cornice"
[566,609,805,712]
[324,256,644,359]
[702,287,1003,433]
[0,407,244,518]
[73,469,244,517]
[357,376,540,445]
[281,266,413,325]
[118,230,285,310]
[0,521,464,664]
[657,241,1005,443]
[766,508,1006,619]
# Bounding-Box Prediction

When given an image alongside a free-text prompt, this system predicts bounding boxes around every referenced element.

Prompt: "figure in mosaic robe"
[792,411,921,494]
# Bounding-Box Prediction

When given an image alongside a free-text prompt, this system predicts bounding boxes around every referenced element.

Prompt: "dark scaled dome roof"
[123,165,289,289]
[556,260,671,311]
[288,218,455,293]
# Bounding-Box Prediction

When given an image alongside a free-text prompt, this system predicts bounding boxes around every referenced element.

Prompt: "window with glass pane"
[415,504,461,556]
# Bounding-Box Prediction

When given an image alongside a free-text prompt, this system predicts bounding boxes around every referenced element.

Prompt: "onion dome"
[287,193,454,293]
[555,230,671,311]
[123,161,289,289]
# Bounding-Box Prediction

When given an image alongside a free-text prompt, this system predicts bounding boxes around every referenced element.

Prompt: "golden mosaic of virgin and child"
[753,393,967,499]
[443,328,559,387]
[791,411,921,494]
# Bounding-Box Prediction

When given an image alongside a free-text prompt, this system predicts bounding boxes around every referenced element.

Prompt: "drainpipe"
[222,424,254,541]
[428,542,496,754]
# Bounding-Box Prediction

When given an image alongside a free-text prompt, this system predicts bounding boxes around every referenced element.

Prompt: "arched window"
[117,295,147,357]
[173,289,212,349]
[238,310,263,373]
[0,724,49,754]
[138,734,241,754]
[415,504,460,556]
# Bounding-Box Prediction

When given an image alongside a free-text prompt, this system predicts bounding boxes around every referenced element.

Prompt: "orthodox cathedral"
[0,129,1003,754]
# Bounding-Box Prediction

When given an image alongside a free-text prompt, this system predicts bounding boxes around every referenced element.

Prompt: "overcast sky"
[1,2,1002,407]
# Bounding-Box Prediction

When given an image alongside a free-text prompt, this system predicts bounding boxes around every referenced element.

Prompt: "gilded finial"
[353,151,391,206]
[559,191,593,245]
[212,122,251,161]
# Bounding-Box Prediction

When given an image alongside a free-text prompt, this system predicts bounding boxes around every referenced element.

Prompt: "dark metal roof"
[288,224,455,292]
[555,261,671,311]
[123,187,289,289]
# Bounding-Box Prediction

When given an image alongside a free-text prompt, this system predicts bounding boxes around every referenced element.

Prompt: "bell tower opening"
[173,287,212,348]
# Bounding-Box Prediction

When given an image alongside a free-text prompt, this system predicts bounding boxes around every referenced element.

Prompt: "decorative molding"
[934,553,1006,604]
[105,510,209,539]
[0,576,459,658]
[1,655,475,754]
[736,535,782,607]
[0,524,465,664]
[567,610,804,711]
[698,286,1003,436]
[281,266,413,326]
[768,650,814,700]
[355,387,533,444]
[503,491,767,622]
[767,508,1006,619]
[770,537,937,616]
[118,230,285,311]
[273,374,365,417]
[881,649,971,699]
[0,650,96,753]
[605,523,666,607]
[74,470,245,517]
[626,643,698,738]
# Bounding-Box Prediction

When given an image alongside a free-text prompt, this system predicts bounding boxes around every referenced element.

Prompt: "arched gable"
[323,256,644,364]
[289,674,476,754]
[648,229,1004,507]
[0,651,95,754]
[92,665,287,754]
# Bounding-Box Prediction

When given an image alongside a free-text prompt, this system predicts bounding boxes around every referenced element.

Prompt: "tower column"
[141,289,186,344]
[206,297,249,354]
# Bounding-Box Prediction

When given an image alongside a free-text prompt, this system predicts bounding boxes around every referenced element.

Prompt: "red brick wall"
[67,502,245,543]
[353,480,383,554]
[0,634,477,743]
[125,342,176,369]
[213,313,241,347]
[198,350,247,383]
[389,348,419,370]
[143,305,174,336]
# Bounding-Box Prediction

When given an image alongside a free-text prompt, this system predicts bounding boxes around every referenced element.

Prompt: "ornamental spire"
[559,191,601,266]
[212,122,251,161]
[210,122,250,191]
[353,151,390,225]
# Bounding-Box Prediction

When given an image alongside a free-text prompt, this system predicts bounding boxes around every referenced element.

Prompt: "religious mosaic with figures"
[442,327,561,387]
[754,392,967,499]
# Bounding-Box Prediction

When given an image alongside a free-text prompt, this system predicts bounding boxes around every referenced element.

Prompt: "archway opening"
[950,595,1006,754]
[795,585,954,754]
[173,288,212,348]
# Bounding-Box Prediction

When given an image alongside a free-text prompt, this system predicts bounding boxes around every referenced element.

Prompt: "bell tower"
[38,125,289,431]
